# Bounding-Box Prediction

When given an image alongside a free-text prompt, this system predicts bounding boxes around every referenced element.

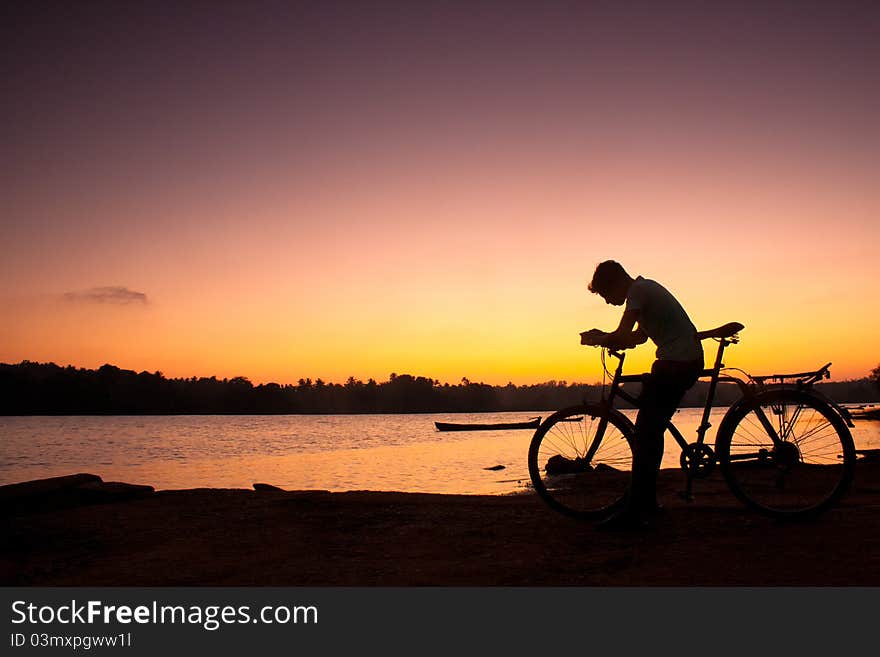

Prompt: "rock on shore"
[0,473,154,514]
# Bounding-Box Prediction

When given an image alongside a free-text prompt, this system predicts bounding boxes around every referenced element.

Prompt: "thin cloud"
[62,286,149,305]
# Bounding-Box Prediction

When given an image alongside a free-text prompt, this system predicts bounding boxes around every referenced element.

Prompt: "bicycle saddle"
[696,322,744,340]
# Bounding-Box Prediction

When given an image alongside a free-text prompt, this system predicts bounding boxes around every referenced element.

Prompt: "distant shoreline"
[3,403,880,418]
[3,361,878,415]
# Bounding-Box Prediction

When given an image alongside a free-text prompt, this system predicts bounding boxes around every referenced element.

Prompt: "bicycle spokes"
[720,390,853,515]
[528,406,634,518]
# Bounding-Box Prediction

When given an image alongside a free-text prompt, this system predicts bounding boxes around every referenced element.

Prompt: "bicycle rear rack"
[748,362,854,428]
[749,362,831,388]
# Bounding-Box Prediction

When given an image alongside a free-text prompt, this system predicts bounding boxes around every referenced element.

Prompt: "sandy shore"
[3,464,880,586]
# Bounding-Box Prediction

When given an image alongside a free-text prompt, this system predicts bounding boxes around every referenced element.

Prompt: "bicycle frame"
[589,336,852,499]
[597,337,749,456]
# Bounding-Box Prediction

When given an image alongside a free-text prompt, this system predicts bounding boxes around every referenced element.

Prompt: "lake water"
[2,408,879,494]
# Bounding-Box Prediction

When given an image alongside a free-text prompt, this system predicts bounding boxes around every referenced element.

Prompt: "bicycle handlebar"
[582,322,744,351]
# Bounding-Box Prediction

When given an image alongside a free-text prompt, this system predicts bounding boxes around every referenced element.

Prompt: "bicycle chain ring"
[680,443,717,479]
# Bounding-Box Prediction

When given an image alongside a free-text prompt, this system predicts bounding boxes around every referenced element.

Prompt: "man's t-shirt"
[626,276,703,363]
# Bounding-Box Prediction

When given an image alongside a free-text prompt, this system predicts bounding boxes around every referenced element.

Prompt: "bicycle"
[528,322,857,520]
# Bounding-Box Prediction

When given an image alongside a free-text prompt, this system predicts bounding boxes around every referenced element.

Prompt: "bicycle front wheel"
[528,404,635,520]
[716,388,855,518]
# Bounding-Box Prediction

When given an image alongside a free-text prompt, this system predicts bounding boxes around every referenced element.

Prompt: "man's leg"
[629,360,700,513]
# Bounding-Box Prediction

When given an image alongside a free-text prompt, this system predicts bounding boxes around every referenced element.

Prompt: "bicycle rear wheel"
[528,404,634,520]
[716,388,855,518]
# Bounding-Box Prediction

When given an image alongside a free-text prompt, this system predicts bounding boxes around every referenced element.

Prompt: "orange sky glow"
[2,3,878,386]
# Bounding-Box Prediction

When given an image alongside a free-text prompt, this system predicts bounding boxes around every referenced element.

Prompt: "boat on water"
[849,405,880,421]
[434,417,542,432]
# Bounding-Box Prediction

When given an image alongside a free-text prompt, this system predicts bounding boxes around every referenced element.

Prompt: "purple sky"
[2,1,879,383]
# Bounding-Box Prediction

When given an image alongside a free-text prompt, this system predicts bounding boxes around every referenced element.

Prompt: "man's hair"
[588,260,628,295]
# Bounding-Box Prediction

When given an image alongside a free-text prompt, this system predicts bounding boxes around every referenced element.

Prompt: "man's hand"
[580,329,607,346]
[604,328,648,350]
[609,335,640,350]
[581,327,647,349]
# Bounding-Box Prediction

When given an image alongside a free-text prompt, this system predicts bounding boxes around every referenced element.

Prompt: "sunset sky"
[2,1,878,385]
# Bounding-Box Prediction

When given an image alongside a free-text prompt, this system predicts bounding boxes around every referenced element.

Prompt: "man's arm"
[581,309,648,349]
[604,308,647,349]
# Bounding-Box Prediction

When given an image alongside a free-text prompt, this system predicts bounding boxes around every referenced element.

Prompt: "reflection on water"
[1,408,879,494]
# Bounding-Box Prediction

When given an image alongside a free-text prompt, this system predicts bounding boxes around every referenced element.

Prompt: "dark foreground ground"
[3,464,880,586]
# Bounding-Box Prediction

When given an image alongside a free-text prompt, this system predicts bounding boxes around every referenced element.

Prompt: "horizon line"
[2,358,876,388]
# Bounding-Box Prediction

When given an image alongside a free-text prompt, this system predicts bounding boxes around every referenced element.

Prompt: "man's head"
[588,260,632,306]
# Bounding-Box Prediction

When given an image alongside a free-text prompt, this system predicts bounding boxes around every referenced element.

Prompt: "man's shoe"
[595,508,652,532]
[595,498,667,531]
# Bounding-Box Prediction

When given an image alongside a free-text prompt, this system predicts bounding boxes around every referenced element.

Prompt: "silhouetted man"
[581,260,703,529]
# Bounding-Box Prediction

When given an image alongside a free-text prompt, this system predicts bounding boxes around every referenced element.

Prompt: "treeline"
[1,361,878,415]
